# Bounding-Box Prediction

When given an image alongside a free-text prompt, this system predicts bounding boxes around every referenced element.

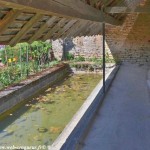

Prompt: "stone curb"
[0,64,69,115]
[50,65,120,150]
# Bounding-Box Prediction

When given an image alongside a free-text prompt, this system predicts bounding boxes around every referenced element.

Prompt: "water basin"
[0,73,102,148]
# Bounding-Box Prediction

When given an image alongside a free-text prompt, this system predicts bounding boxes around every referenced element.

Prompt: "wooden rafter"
[0,0,122,25]
[89,23,102,35]
[60,21,82,38]
[0,9,21,35]
[43,18,68,41]
[105,6,150,13]
[70,22,91,37]
[79,22,96,36]
[52,20,77,40]
[62,21,88,38]
[28,16,58,43]
[9,13,43,46]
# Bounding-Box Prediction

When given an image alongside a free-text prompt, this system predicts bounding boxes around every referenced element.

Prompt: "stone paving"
[79,63,150,150]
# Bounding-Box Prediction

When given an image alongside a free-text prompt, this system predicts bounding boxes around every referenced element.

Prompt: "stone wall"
[52,36,112,60]
[106,13,150,65]
[106,0,150,64]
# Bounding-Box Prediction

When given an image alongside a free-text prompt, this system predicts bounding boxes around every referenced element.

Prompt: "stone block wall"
[106,13,150,64]
[52,36,113,60]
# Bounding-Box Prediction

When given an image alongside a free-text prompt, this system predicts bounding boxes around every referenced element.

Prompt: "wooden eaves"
[0,0,122,25]
[105,6,150,13]
[0,0,125,46]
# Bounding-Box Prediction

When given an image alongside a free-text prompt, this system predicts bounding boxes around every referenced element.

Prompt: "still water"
[0,73,101,148]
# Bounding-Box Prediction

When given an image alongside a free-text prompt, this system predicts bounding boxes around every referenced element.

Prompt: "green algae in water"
[0,73,102,148]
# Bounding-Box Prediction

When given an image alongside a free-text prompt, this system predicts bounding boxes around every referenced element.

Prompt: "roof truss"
[0,0,122,25]
[106,6,150,13]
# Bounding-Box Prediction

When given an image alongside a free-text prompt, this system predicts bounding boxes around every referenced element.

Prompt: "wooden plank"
[0,0,122,25]
[0,9,21,35]
[100,0,112,6]
[105,7,128,13]
[135,7,150,13]
[87,23,102,36]
[67,21,90,38]
[62,21,87,38]
[0,35,15,38]
[7,28,21,31]
[9,13,43,46]
[43,18,68,41]
[105,6,150,13]
[60,21,82,38]
[73,22,92,37]
[68,22,92,37]
[0,41,9,45]
[85,26,97,36]
[52,20,77,40]
[28,16,58,43]
[77,22,95,36]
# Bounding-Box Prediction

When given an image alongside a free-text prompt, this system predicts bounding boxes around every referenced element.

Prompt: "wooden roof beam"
[9,13,43,46]
[78,22,99,36]
[0,9,21,35]
[63,21,89,38]
[0,0,122,25]
[89,24,102,35]
[28,16,58,43]
[105,6,150,13]
[70,22,92,38]
[79,24,94,36]
[52,20,77,40]
[43,18,68,41]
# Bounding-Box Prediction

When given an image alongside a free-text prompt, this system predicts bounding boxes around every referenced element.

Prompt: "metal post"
[26,45,29,76]
[102,22,106,93]
[19,45,22,77]
[62,38,66,61]
[36,45,40,72]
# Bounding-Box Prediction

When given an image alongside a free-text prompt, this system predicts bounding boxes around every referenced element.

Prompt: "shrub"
[66,52,74,60]
[74,56,85,62]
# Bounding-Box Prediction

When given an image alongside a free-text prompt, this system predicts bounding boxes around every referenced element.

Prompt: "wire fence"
[0,42,58,90]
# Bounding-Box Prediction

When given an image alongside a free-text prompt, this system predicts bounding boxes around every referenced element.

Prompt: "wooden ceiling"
[81,0,126,20]
[0,0,148,46]
[0,8,103,46]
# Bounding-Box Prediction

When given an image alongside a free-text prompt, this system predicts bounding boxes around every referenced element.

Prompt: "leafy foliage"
[66,52,74,60]
[0,41,59,90]
[74,56,85,62]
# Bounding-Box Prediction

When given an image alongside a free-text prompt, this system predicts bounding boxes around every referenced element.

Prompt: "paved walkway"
[79,63,150,150]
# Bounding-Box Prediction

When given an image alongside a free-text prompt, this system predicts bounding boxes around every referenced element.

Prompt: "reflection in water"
[0,73,101,147]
